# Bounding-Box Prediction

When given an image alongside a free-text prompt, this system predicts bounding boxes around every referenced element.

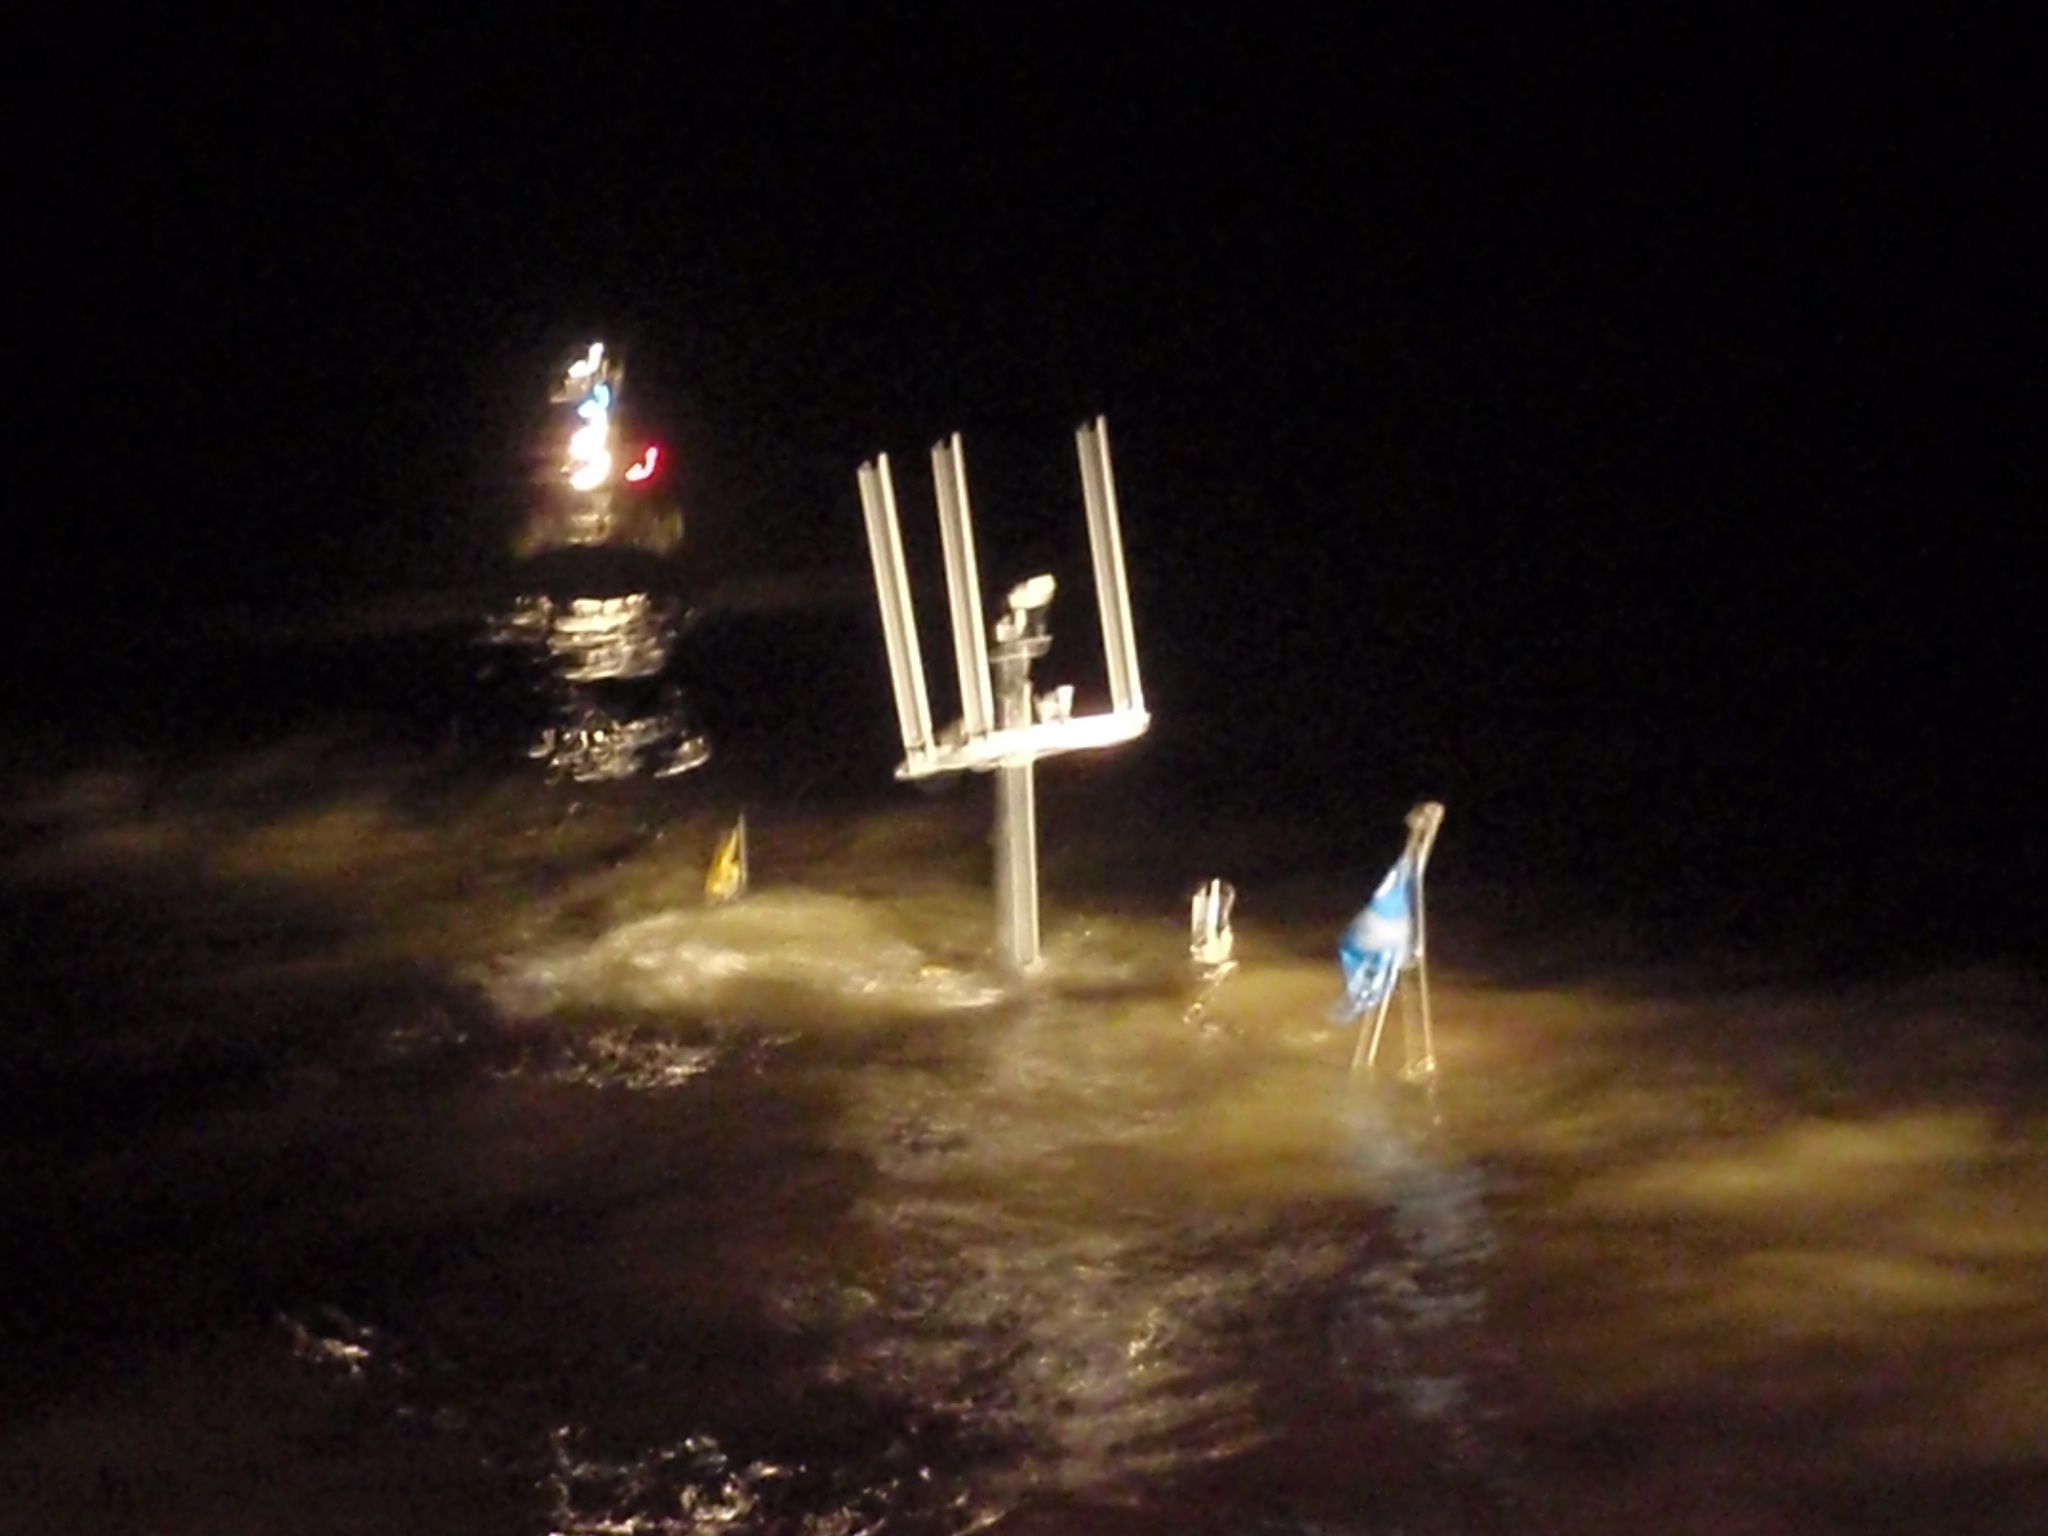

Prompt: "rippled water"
[480,592,712,783]
[4,599,2045,1534]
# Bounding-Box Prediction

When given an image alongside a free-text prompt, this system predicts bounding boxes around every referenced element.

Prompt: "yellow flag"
[705,814,747,904]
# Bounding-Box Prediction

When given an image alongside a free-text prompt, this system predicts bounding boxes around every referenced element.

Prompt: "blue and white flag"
[1337,851,1419,1020]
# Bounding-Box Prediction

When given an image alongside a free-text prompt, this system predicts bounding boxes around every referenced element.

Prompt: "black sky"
[23,7,2044,844]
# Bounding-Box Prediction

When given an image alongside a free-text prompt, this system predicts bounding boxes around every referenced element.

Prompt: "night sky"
[23,7,2046,952]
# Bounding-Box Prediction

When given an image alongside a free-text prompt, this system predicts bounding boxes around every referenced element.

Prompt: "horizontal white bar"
[893,708,1151,779]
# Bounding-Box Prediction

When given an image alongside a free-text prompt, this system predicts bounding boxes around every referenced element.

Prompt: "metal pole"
[1407,802,1443,1079]
[1355,982,1398,1074]
[1076,417,1144,717]
[991,637,1040,969]
[1406,951,1437,1079]
[931,434,994,741]
[994,764,1039,969]
[857,455,935,766]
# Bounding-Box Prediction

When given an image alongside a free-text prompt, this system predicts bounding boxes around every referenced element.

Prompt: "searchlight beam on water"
[856,419,1150,971]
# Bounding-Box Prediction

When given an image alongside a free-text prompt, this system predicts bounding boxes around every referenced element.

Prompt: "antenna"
[854,418,1152,969]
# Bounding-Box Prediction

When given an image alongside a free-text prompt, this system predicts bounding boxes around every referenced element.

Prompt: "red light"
[624,446,661,483]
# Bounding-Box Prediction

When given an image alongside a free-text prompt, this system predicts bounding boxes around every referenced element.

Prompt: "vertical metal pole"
[931,434,995,741]
[857,455,935,766]
[1408,802,1442,1077]
[994,768,1040,969]
[1355,982,1398,1074]
[1406,951,1437,1079]
[991,644,1040,969]
[1076,417,1145,716]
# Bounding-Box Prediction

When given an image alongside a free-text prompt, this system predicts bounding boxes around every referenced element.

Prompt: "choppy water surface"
[4,618,2046,1534]
[480,592,712,783]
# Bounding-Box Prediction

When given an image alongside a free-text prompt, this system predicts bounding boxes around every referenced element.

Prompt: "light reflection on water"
[486,890,1014,1024]
[483,591,711,782]
[6,737,2048,1533]
[466,881,1513,1521]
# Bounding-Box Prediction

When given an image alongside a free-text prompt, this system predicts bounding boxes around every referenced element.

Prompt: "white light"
[568,449,613,492]
[1008,574,1057,612]
[566,341,605,382]
[564,375,614,491]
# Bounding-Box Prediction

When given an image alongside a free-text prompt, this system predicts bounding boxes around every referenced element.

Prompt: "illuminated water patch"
[484,890,1018,1025]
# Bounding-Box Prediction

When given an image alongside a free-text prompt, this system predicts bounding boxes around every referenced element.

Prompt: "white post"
[856,454,935,768]
[931,434,995,741]
[1076,417,1144,717]
[992,650,1041,969]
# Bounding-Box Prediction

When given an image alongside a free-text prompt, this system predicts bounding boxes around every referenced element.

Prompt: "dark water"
[4,581,2045,1533]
